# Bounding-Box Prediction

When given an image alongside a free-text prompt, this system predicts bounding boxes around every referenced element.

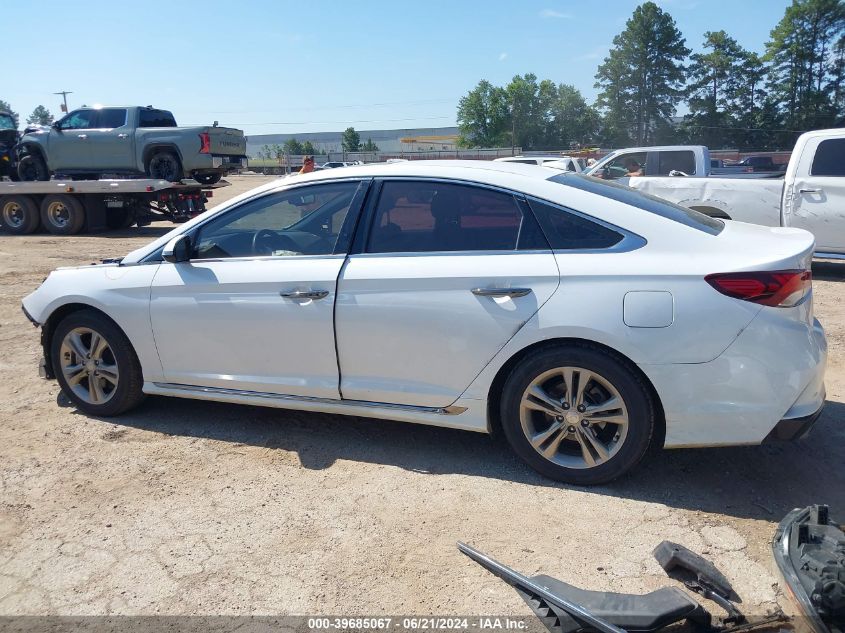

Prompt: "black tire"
[17,154,49,181]
[500,344,656,485]
[193,172,222,185]
[146,151,183,182]
[0,195,40,234]
[40,194,86,235]
[51,309,145,417]
[105,208,136,230]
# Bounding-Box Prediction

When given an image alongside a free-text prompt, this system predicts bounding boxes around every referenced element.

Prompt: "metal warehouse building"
[246,126,459,156]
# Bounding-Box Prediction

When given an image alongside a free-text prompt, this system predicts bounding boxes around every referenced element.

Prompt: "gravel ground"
[0,175,843,617]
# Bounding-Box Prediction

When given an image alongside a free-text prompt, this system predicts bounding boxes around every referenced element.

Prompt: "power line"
[190,115,454,127]
[207,98,455,114]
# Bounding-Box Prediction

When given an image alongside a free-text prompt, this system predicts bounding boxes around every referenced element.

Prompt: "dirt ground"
[0,175,843,617]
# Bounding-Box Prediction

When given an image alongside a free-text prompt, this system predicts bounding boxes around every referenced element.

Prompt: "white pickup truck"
[621,129,845,259]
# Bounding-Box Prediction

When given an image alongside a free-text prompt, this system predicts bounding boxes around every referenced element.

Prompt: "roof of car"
[285,159,561,182]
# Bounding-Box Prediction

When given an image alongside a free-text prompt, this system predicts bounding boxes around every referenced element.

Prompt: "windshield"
[0,114,15,131]
[548,173,724,235]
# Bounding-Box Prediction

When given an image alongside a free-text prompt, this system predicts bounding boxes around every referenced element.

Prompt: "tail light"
[705,270,811,307]
[199,132,210,154]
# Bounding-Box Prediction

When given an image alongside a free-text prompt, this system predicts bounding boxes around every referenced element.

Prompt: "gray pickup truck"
[16,106,247,184]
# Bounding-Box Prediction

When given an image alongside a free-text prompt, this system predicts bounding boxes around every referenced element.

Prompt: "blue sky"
[5,0,791,135]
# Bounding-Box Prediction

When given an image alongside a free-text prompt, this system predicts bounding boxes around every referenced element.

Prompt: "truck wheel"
[193,172,222,185]
[40,195,86,235]
[105,208,136,230]
[17,154,49,181]
[146,151,183,182]
[0,195,40,234]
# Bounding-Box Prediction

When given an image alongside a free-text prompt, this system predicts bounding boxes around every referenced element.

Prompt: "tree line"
[255,127,380,162]
[0,101,54,127]
[457,0,845,151]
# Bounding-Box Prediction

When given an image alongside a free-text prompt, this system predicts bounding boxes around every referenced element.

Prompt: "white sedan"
[22,161,827,484]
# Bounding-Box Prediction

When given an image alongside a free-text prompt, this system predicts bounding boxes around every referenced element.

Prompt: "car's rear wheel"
[40,194,86,235]
[500,345,655,485]
[146,151,183,182]
[51,310,145,416]
[0,195,40,234]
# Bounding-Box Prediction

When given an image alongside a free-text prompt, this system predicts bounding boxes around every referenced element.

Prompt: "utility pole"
[53,91,73,113]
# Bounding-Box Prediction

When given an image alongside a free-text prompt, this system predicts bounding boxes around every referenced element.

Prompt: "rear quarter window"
[549,173,724,235]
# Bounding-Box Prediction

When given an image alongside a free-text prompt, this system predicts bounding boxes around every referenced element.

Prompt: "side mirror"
[162,234,191,263]
[52,121,61,130]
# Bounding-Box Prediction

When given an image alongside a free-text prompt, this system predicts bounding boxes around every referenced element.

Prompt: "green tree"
[456,80,510,147]
[595,1,689,145]
[27,105,54,125]
[259,144,274,161]
[342,127,361,152]
[543,83,601,149]
[283,138,304,155]
[0,100,19,128]
[361,138,380,152]
[764,0,845,141]
[301,140,316,155]
[272,144,284,165]
[683,31,745,147]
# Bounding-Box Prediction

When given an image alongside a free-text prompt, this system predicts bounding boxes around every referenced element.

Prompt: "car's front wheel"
[51,310,145,416]
[500,345,656,485]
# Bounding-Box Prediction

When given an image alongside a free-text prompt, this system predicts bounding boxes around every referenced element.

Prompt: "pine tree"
[595,2,689,145]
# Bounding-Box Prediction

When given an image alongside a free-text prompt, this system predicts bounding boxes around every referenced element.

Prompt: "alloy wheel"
[59,327,120,405]
[519,366,629,469]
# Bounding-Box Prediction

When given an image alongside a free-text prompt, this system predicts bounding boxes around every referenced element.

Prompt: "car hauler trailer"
[0,178,227,235]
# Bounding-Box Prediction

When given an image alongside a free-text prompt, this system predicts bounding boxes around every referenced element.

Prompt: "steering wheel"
[252,229,299,255]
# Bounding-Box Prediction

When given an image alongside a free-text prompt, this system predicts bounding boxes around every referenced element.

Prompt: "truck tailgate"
[204,127,246,156]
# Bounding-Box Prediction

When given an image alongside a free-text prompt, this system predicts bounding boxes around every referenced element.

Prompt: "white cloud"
[498,52,508,61]
[539,9,571,19]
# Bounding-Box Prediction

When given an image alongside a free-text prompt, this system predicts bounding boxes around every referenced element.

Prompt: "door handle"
[280,289,329,300]
[77,134,88,139]
[799,188,821,194]
[117,133,129,139]
[472,287,532,298]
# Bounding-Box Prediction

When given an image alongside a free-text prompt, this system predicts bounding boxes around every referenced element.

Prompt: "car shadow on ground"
[812,259,845,280]
[92,393,845,522]
[87,225,176,239]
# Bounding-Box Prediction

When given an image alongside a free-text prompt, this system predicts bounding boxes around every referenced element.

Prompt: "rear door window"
[366,180,544,253]
[811,139,845,176]
[655,150,696,175]
[93,108,127,129]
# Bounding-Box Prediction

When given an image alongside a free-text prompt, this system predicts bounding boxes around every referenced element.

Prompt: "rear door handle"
[799,188,821,194]
[280,289,329,300]
[117,133,129,139]
[472,287,532,298]
[77,134,88,139]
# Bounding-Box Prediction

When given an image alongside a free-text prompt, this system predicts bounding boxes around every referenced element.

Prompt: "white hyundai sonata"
[22,161,827,484]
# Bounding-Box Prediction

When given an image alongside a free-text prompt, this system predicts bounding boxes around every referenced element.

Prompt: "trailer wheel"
[18,154,49,181]
[40,195,86,235]
[0,195,40,234]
